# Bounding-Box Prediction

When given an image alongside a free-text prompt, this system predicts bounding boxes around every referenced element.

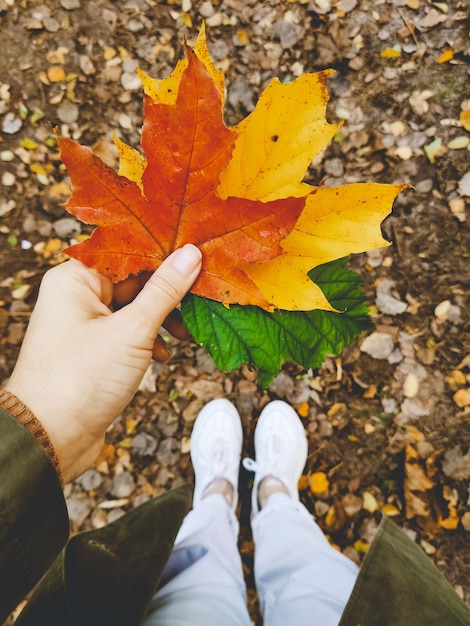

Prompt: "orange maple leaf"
[58,46,305,308]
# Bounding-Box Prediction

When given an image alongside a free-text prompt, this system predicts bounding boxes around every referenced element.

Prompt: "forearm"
[0,407,69,622]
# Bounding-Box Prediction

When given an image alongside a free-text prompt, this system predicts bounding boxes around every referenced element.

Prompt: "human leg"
[144,399,251,626]
[244,401,359,626]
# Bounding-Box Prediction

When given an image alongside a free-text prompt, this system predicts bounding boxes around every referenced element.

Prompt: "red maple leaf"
[58,47,305,307]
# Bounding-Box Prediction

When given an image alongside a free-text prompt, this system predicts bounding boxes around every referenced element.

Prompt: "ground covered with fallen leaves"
[1,0,469,622]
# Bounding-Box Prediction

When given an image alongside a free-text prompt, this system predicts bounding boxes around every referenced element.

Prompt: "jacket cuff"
[0,407,69,623]
[0,389,63,485]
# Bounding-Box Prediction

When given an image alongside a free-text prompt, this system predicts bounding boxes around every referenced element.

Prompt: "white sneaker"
[242,400,308,517]
[190,398,243,510]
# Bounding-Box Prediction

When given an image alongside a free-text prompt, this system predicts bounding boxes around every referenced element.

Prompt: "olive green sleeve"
[0,407,69,623]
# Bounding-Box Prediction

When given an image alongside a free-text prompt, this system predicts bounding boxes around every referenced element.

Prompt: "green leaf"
[182,257,373,388]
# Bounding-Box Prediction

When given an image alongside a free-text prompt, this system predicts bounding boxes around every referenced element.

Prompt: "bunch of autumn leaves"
[56,26,407,384]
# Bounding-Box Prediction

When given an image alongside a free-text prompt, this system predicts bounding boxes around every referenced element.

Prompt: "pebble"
[77,468,103,491]
[227,77,255,112]
[415,178,433,194]
[360,332,394,359]
[156,438,180,465]
[66,495,92,525]
[121,72,142,91]
[131,432,158,456]
[199,1,214,18]
[458,171,470,197]
[111,471,135,498]
[43,17,60,32]
[269,372,295,398]
[272,20,301,49]
[442,447,470,480]
[1,112,22,134]
[57,101,79,124]
[1,171,15,187]
[53,217,81,238]
[324,158,344,177]
[60,0,81,9]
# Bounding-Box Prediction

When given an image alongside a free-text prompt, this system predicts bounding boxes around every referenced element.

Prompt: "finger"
[152,335,171,361]
[119,244,202,340]
[163,309,191,340]
[113,275,140,308]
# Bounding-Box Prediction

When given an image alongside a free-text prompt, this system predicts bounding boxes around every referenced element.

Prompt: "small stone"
[53,217,81,238]
[415,179,433,193]
[79,55,95,75]
[343,493,363,517]
[324,158,344,177]
[360,332,394,359]
[121,72,141,91]
[66,495,92,525]
[131,432,158,456]
[403,373,420,398]
[449,197,466,222]
[442,447,470,479]
[127,18,144,32]
[447,136,469,150]
[227,77,255,112]
[376,292,407,315]
[199,1,214,18]
[434,299,451,321]
[0,150,14,161]
[1,112,22,134]
[1,171,15,187]
[111,471,135,498]
[272,20,301,49]
[57,101,79,124]
[269,372,295,398]
[156,438,180,465]
[458,171,470,197]
[462,512,470,532]
[43,16,60,32]
[0,198,15,217]
[60,0,81,9]
[77,468,103,491]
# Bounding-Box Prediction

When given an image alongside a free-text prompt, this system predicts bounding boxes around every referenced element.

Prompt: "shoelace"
[242,432,288,479]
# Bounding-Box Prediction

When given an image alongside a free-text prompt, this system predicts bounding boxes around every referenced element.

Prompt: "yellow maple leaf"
[218,70,342,202]
[241,183,408,311]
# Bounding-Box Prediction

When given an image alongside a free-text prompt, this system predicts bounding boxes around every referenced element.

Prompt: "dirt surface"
[1,0,469,622]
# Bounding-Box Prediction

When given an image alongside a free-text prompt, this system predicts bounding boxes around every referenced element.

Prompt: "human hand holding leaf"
[57,26,408,386]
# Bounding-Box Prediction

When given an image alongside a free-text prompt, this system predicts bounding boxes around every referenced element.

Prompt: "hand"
[5,245,202,483]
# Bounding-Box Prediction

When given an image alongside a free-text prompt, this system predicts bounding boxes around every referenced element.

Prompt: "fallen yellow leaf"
[47,66,66,82]
[381,47,401,59]
[382,503,400,516]
[437,49,454,64]
[362,491,379,513]
[354,539,369,554]
[439,504,459,530]
[309,471,329,495]
[460,109,470,132]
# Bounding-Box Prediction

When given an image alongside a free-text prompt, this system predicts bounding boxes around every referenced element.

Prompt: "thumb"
[120,244,202,339]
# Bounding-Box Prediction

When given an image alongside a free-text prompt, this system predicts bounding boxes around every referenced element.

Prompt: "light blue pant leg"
[143,494,251,626]
[252,493,359,626]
